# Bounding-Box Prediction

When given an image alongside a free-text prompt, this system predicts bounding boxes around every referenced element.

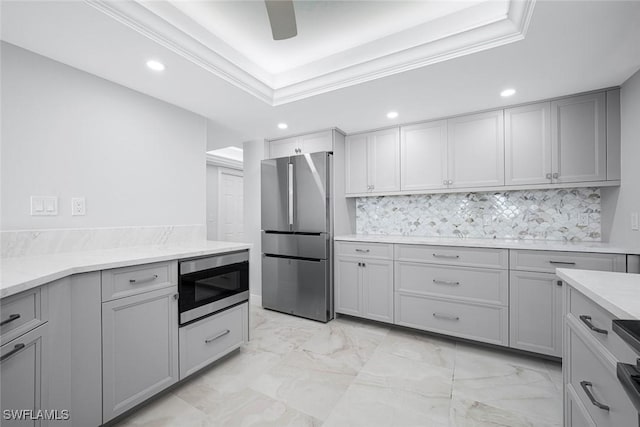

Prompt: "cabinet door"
[368,128,400,193]
[447,110,505,188]
[300,130,333,154]
[345,134,369,194]
[269,137,298,159]
[509,271,562,357]
[361,259,394,323]
[1,324,47,427]
[102,287,179,422]
[551,92,606,183]
[400,121,448,191]
[335,257,361,316]
[505,102,552,185]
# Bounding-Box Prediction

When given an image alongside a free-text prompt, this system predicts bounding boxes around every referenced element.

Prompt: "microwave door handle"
[288,163,294,227]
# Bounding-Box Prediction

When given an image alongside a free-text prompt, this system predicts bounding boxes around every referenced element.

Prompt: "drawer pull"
[549,260,576,266]
[355,249,370,253]
[129,274,158,284]
[580,381,610,411]
[433,312,459,321]
[205,329,230,344]
[432,254,459,259]
[433,279,460,286]
[1,343,26,362]
[579,315,608,335]
[0,314,21,326]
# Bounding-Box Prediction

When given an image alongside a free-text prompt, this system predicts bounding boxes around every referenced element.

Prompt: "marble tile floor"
[114,305,562,427]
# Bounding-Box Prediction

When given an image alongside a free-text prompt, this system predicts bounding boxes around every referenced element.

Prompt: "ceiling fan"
[264,0,298,40]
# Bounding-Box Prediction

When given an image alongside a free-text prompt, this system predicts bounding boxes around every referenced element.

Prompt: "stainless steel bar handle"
[549,260,576,265]
[1,313,21,326]
[433,312,460,321]
[432,254,459,259]
[580,381,610,411]
[355,249,370,253]
[205,329,230,344]
[579,315,608,335]
[1,343,26,362]
[129,275,158,284]
[288,163,294,226]
[433,279,460,286]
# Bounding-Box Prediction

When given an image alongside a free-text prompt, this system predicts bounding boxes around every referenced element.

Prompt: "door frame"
[217,167,244,241]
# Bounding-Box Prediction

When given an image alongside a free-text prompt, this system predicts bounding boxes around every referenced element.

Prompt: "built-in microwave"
[178,250,249,326]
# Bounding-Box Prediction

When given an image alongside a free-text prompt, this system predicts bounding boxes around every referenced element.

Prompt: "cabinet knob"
[552,172,559,179]
[546,173,552,180]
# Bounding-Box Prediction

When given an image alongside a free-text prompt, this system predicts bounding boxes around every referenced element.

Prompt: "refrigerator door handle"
[288,163,294,226]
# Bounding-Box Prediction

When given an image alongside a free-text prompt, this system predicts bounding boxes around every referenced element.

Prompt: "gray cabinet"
[1,324,48,427]
[551,92,607,183]
[345,128,400,195]
[400,120,448,191]
[335,242,394,323]
[102,286,179,422]
[447,110,505,188]
[505,102,552,186]
[269,130,334,158]
[509,271,562,357]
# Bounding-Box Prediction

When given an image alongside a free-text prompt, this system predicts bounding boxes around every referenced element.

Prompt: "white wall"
[601,68,640,250]
[206,164,219,240]
[243,139,268,298]
[1,43,207,230]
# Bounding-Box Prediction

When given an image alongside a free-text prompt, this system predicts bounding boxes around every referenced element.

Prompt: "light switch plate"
[31,196,57,216]
[71,197,86,216]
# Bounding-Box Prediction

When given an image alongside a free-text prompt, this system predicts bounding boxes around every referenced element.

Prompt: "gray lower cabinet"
[102,286,179,422]
[179,303,249,379]
[1,323,48,427]
[509,271,563,357]
[335,256,393,323]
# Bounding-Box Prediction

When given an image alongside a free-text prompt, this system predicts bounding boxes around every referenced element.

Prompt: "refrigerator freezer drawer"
[262,255,332,322]
[262,232,328,260]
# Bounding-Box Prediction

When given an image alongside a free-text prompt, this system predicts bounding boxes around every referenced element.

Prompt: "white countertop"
[557,269,640,320]
[0,241,252,299]
[335,234,638,254]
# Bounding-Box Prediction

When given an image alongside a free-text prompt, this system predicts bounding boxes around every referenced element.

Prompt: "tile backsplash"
[356,188,601,241]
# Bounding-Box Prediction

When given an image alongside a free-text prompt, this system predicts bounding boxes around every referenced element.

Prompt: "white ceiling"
[2,1,640,150]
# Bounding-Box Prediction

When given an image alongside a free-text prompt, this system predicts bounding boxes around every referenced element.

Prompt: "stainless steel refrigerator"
[261,152,333,322]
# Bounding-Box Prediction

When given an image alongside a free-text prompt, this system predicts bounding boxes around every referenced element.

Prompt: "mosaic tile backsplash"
[356,188,601,241]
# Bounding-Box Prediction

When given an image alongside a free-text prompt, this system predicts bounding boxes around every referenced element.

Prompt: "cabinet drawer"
[395,262,508,305]
[179,303,248,379]
[394,293,508,346]
[566,384,596,427]
[1,287,47,346]
[568,288,636,362]
[510,250,626,274]
[335,241,393,259]
[395,245,508,269]
[102,261,177,301]
[567,324,636,426]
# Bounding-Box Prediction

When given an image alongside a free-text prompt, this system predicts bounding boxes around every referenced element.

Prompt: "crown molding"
[206,153,243,170]
[85,0,536,107]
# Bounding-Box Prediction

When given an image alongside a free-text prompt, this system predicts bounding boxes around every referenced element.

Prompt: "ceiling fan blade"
[264,0,297,40]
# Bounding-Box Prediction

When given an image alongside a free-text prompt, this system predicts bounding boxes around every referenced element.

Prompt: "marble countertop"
[335,234,639,254]
[0,241,252,299]
[556,269,640,320]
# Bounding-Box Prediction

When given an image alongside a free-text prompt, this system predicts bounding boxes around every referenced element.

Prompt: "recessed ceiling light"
[277,123,288,129]
[500,88,516,97]
[387,111,399,119]
[146,60,165,72]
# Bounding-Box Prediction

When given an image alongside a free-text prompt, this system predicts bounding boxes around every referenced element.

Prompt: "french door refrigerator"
[261,151,333,322]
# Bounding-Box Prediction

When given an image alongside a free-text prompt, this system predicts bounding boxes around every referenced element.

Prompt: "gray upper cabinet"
[447,110,505,189]
[269,130,334,158]
[345,128,400,195]
[102,286,179,422]
[505,102,552,186]
[551,92,606,183]
[1,324,48,427]
[400,120,448,191]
